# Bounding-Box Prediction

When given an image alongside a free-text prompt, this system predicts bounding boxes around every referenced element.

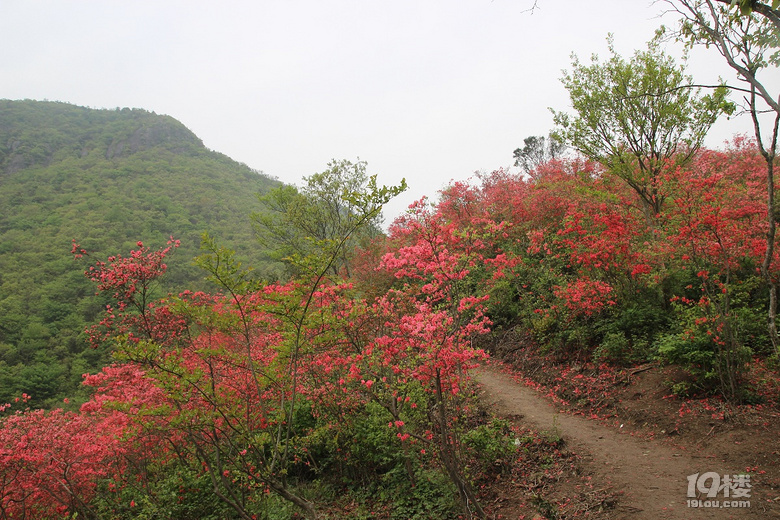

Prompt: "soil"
[474,358,780,519]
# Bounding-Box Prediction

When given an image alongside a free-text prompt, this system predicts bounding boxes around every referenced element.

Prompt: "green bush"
[462,418,518,472]
[383,469,459,520]
[655,302,753,400]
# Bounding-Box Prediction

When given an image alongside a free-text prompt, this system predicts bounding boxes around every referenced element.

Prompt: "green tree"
[667,0,780,354]
[253,159,406,278]
[551,36,731,221]
[512,133,566,174]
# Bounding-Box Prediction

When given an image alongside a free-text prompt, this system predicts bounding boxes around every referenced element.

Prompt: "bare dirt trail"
[474,365,772,519]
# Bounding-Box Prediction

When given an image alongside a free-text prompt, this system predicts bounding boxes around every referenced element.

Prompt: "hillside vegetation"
[3,135,778,519]
[0,100,280,407]
[1,5,779,516]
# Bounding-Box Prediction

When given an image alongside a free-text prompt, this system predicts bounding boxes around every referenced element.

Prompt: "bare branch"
[521,0,540,14]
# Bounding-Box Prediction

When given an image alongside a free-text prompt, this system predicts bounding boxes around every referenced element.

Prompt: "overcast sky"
[2,1,776,223]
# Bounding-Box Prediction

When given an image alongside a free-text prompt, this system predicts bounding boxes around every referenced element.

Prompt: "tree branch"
[713,0,780,32]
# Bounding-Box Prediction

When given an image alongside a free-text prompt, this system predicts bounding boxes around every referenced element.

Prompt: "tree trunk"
[756,102,780,356]
[434,370,486,519]
[269,481,319,520]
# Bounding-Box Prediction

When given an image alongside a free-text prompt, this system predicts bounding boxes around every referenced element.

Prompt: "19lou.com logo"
[687,472,751,509]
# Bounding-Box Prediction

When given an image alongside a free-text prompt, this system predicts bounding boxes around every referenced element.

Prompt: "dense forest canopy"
[0,100,281,407]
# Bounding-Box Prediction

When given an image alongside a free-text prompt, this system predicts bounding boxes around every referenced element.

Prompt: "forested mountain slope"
[0,100,280,407]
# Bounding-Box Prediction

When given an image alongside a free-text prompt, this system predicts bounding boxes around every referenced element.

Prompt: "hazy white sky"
[1,1,775,222]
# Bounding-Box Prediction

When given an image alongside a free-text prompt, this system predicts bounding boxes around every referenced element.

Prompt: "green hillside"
[0,99,280,407]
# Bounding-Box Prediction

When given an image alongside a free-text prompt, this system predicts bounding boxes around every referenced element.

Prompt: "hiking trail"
[475,364,774,519]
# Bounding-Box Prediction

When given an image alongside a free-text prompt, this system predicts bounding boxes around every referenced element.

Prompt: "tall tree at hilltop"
[512,133,566,174]
[551,36,731,223]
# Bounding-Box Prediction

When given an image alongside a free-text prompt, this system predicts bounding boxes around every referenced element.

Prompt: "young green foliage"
[253,159,406,278]
[551,36,731,219]
[512,133,566,174]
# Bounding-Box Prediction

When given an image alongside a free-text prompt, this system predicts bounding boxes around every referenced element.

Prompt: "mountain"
[0,99,280,407]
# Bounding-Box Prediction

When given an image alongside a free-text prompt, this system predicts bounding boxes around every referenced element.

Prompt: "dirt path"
[474,365,770,519]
